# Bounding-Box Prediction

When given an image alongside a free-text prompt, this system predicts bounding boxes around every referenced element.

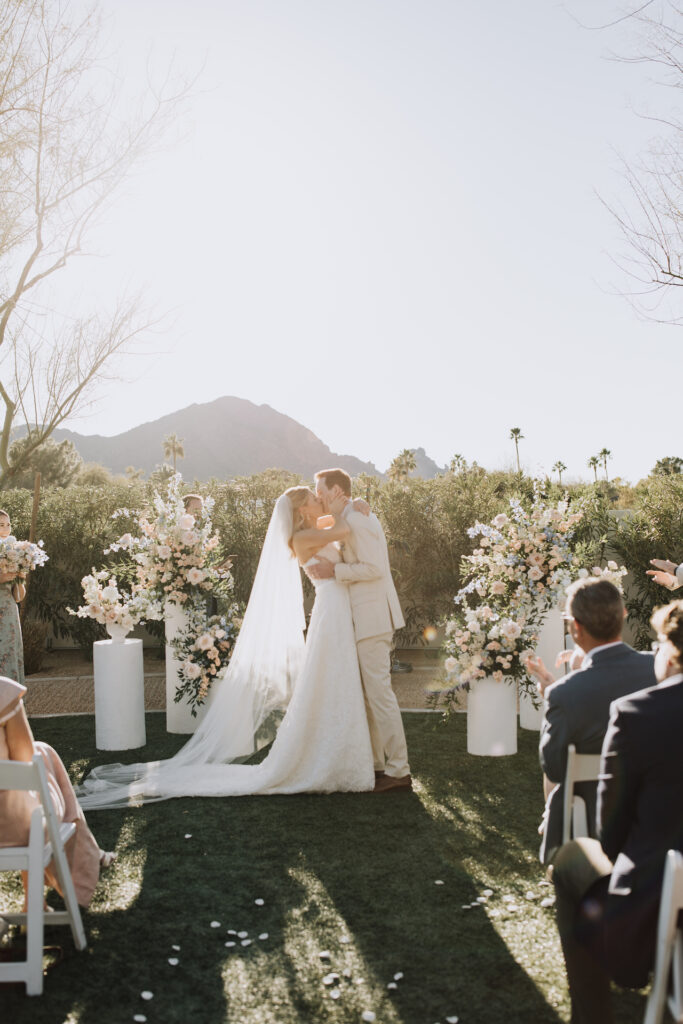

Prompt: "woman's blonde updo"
[651,599,683,670]
[283,486,315,554]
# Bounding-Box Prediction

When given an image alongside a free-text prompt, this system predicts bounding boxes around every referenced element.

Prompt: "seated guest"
[647,557,683,591]
[538,578,655,864]
[551,600,683,1024]
[182,493,204,516]
[0,677,114,909]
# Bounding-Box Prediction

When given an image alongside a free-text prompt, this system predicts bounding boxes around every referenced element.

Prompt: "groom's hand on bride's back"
[306,557,335,580]
[351,497,371,516]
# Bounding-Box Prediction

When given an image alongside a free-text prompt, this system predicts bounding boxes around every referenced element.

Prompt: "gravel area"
[23,648,457,717]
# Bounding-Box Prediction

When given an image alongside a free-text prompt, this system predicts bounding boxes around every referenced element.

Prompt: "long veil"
[77,494,306,808]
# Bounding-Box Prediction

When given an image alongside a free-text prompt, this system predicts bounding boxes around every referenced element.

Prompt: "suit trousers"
[356,632,409,777]
[553,838,615,1024]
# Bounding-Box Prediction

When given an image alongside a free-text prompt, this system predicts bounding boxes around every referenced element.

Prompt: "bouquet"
[170,597,240,714]
[69,570,163,632]
[0,536,48,580]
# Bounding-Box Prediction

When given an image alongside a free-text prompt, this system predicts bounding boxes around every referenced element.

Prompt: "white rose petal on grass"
[393,972,404,981]
[184,834,192,839]
[361,1013,376,1023]
[168,958,179,966]
[461,905,472,910]
[171,944,180,951]
[476,897,488,904]
[387,982,398,990]
[140,992,154,1001]
[237,931,248,938]
[319,950,331,960]
[254,898,265,906]
[241,939,252,947]
[447,1017,460,1023]
[502,894,515,902]
[225,941,236,948]
[133,1017,147,1023]
[525,891,538,901]
[340,935,350,944]
[343,968,352,978]
[227,929,236,935]
[541,896,556,908]
[330,988,341,999]
[210,921,221,928]
[489,909,501,918]
[482,889,493,897]
[259,933,269,941]
[434,879,445,885]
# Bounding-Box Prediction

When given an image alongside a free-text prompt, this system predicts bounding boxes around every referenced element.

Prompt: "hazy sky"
[56,0,680,480]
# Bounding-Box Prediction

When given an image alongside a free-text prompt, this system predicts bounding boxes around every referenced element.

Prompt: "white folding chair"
[0,754,87,996]
[562,744,603,844]
[644,849,683,1024]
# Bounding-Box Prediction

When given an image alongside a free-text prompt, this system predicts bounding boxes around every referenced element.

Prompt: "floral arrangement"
[576,561,628,592]
[440,494,586,695]
[170,599,240,714]
[0,536,48,579]
[69,569,163,632]
[106,474,233,605]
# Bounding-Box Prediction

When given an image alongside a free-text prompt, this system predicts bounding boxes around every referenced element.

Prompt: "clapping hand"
[647,559,679,589]
[525,655,555,697]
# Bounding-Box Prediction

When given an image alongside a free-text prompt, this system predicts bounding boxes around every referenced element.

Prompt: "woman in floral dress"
[0,510,25,685]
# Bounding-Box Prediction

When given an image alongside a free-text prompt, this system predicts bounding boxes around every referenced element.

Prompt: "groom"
[308,468,411,792]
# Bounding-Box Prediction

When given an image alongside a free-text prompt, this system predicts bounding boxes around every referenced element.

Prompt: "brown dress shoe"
[373,773,412,793]
[374,770,386,779]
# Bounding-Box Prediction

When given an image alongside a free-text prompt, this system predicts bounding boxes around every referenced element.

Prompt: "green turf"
[0,713,647,1023]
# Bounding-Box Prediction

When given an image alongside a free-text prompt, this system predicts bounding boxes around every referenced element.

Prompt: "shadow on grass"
[0,713,647,1023]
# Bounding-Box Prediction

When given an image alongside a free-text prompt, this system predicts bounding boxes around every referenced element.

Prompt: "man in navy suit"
[551,600,683,1024]
[539,577,655,864]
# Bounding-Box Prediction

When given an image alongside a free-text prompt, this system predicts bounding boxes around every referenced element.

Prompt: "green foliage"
[6,436,83,489]
[652,455,683,476]
[606,474,683,649]
[1,469,678,654]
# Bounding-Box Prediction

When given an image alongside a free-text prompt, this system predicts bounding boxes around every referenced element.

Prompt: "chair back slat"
[0,757,42,792]
[562,745,602,844]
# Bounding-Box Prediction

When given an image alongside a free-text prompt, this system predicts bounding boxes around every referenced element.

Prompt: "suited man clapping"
[551,599,683,1024]
[538,577,655,865]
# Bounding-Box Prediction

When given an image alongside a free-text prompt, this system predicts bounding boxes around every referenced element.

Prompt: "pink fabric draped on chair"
[0,677,101,907]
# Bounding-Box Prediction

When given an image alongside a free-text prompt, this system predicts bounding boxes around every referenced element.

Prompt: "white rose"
[444,656,458,674]
[178,514,195,531]
[607,560,618,571]
[183,661,201,679]
[195,633,213,651]
[187,567,206,585]
[101,586,120,602]
[157,545,172,560]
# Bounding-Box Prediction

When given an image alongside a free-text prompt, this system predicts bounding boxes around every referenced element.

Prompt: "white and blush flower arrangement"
[68,569,163,632]
[171,601,240,714]
[106,474,233,605]
[439,493,587,697]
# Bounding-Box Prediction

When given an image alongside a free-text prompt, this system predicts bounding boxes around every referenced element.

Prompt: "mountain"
[409,447,446,479]
[36,396,383,481]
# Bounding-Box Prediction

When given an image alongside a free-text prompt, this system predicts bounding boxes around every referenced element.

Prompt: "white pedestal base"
[93,638,146,751]
[520,604,567,731]
[164,601,214,734]
[467,676,517,756]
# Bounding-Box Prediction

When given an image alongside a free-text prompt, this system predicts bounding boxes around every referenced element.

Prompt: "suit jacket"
[596,673,683,986]
[538,643,656,863]
[333,507,404,643]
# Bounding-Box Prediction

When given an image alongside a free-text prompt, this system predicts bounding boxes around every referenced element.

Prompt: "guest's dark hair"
[182,493,203,510]
[314,468,352,497]
[651,600,683,666]
[566,577,624,641]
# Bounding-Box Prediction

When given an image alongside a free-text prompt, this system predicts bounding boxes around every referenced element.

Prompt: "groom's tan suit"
[334,505,410,778]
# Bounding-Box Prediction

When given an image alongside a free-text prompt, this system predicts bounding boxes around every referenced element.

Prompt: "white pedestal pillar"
[93,638,146,751]
[519,604,566,731]
[467,676,517,756]
[164,601,214,734]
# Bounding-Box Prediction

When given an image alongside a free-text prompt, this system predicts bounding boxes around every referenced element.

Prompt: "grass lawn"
[0,712,647,1024]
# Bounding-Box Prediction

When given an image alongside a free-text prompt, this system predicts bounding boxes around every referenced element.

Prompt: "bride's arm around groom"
[311,469,411,792]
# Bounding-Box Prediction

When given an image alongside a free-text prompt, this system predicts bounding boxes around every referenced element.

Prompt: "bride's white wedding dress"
[78,537,374,806]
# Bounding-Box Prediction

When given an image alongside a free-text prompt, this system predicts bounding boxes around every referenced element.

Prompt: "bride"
[77,487,374,807]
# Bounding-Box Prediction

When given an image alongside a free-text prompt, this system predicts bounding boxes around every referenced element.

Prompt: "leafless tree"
[0,0,190,487]
[597,1,683,322]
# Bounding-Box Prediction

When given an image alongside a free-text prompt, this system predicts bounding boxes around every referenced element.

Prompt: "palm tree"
[552,460,567,485]
[449,453,466,474]
[388,448,417,483]
[162,433,185,472]
[509,427,524,474]
[598,447,612,482]
[587,455,600,483]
